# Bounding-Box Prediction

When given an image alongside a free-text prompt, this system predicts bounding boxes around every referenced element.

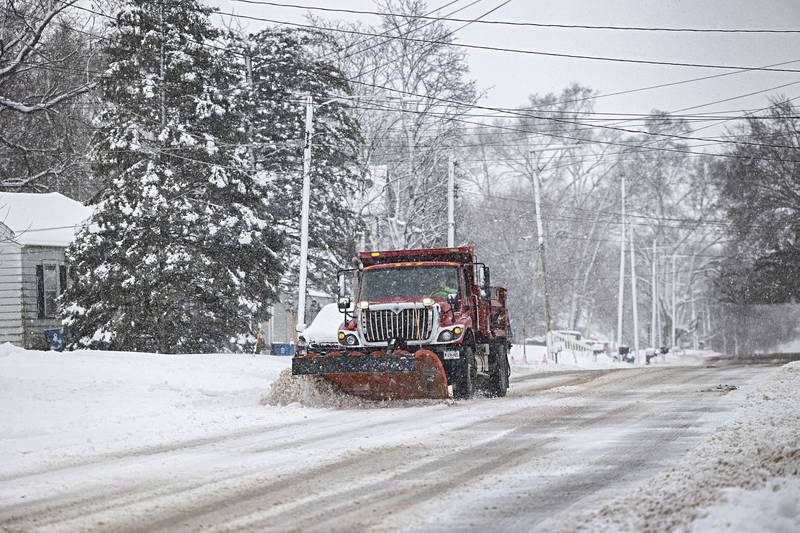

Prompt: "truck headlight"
[339,333,358,346]
[437,326,464,343]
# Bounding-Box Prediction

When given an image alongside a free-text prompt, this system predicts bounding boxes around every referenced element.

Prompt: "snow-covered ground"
[552,360,800,532]
[1,343,797,531]
[0,343,292,474]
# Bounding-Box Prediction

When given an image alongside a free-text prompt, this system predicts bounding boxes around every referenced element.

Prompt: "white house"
[0,192,92,348]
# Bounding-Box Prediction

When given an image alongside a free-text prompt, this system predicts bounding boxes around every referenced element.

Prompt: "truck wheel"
[452,344,476,400]
[488,343,510,397]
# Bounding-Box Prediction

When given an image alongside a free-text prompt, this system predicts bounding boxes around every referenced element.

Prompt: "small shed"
[0,192,92,348]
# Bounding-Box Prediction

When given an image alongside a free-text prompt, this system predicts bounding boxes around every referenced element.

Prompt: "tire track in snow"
[0,405,449,530]
[185,366,730,531]
[0,365,734,532]
[128,397,646,530]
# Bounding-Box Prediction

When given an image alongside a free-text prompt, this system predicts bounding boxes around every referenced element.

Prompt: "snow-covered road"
[0,347,792,532]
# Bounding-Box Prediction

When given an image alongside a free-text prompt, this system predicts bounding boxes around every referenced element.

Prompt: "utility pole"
[651,239,657,349]
[671,253,677,348]
[629,223,640,362]
[447,154,455,247]
[297,93,314,329]
[531,169,552,355]
[616,174,626,350]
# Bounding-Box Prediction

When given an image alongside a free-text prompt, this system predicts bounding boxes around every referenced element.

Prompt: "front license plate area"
[443,350,460,360]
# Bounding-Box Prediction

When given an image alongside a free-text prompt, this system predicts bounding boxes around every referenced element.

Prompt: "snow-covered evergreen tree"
[231,29,362,300]
[61,0,284,353]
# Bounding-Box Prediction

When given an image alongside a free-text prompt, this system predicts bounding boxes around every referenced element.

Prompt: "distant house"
[0,192,92,348]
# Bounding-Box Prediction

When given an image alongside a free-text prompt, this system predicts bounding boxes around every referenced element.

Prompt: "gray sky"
[212,0,800,138]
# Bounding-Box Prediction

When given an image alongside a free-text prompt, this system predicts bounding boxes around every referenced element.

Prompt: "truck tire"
[488,342,510,397]
[452,344,476,399]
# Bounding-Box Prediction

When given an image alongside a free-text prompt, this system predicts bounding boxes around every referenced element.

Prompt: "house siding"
[0,236,23,345]
[21,246,67,349]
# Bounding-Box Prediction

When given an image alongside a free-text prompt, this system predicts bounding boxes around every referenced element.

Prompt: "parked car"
[297,303,346,353]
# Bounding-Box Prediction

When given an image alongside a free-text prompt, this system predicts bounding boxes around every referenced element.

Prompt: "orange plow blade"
[292,349,449,400]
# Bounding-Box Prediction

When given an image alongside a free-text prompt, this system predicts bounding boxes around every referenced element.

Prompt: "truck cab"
[335,247,511,398]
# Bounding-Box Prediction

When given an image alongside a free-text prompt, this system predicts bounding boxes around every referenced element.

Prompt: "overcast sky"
[211,0,800,138]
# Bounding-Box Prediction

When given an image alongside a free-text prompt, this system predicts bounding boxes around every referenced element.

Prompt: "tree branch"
[0,80,96,113]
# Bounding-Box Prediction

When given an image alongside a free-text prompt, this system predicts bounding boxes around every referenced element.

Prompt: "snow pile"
[261,368,350,408]
[261,368,451,409]
[0,348,291,472]
[555,361,800,532]
[690,477,800,532]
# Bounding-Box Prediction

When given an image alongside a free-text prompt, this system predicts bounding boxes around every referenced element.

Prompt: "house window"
[43,265,58,318]
[36,264,68,319]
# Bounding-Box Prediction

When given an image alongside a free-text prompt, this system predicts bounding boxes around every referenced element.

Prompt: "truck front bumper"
[292,354,417,375]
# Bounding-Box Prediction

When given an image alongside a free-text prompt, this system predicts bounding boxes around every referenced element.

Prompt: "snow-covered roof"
[0,192,92,247]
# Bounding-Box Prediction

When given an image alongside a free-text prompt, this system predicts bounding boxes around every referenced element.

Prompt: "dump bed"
[359,247,476,267]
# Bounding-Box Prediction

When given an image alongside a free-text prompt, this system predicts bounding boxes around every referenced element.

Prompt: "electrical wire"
[224,1,800,34]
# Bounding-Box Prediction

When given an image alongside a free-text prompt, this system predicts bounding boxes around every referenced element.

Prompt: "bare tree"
[312,0,479,249]
[0,0,104,195]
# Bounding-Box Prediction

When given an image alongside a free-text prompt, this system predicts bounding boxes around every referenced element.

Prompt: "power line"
[225,1,800,34]
[336,0,483,63]
[13,57,800,163]
[44,2,800,162]
[203,10,800,73]
[344,0,509,81]
[358,97,800,161]
[461,190,773,230]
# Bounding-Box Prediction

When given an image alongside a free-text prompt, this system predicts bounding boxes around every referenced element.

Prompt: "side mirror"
[337,296,351,313]
[447,292,460,311]
[482,266,491,300]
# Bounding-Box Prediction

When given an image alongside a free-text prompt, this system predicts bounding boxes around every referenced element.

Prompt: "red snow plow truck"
[292,247,511,400]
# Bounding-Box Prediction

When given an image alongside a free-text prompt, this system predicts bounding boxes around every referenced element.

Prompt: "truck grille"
[360,307,435,343]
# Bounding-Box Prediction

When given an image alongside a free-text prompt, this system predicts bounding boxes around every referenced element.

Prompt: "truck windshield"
[360,266,459,301]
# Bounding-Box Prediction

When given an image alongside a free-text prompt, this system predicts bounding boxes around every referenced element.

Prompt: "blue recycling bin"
[271,342,295,356]
[44,329,65,352]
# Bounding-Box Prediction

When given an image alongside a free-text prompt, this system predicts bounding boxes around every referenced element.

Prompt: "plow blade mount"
[292,349,449,400]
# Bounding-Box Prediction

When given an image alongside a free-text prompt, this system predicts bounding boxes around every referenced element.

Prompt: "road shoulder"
[548,362,800,532]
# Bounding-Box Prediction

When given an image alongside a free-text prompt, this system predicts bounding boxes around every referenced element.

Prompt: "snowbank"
[690,477,800,532]
[0,345,290,472]
[553,361,800,532]
[262,368,452,409]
